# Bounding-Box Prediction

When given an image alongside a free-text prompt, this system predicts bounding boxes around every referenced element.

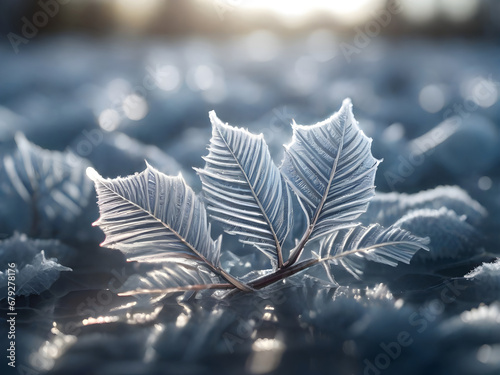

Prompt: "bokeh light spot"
[98,108,121,132]
[419,84,445,113]
[155,65,181,92]
[245,30,281,62]
[123,94,148,121]
[478,176,492,191]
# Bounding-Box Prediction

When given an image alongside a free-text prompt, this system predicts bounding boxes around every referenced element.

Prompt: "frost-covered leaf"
[362,186,487,227]
[88,164,220,264]
[319,224,429,278]
[197,111,293,268]
[88,164,247,290]
[0,133,95,239]
[15,251,71,296]
[87,102,429,294]
[281,98,379,243]
[0,232,75,267]
[0,233,74,297]
[0,251,71,297]
[393,207,483,263]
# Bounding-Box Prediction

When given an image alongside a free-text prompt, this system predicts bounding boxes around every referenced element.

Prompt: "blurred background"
[1,0,499,195]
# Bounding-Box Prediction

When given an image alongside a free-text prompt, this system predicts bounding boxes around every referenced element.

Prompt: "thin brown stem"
[249,258,320,289]
[119,245,388,297]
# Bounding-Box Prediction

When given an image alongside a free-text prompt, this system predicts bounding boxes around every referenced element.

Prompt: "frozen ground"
[0,35,499,375]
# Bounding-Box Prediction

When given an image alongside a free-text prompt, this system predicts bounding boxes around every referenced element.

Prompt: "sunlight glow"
[82,316,120,326]
[175,313,189,328]
[246,0,375,16]
[112,0,163,29]
[29,324,77,372]
[247,337,286,374]
[126,306,163,324]
[240,0,383,25]
[460,303,500,324]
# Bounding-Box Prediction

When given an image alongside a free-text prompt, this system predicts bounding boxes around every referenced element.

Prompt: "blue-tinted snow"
[0,35,499,375]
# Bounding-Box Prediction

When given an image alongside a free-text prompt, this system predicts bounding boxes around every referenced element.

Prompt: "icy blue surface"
[0,35,499,375]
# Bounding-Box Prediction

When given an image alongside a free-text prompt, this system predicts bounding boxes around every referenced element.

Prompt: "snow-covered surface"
[0,35,499,375]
